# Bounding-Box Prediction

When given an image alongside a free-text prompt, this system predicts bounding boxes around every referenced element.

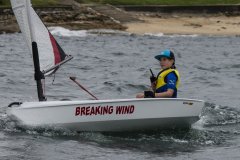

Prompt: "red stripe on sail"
[49,32,61,64]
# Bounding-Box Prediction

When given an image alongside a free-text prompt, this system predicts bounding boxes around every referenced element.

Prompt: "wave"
[87,29,130,35]
[144,32,164,37]
[48,27,130,37]
[144,32,199,38]
[48,27,88,37]
[48,27,199,38]
[196,102,240,127]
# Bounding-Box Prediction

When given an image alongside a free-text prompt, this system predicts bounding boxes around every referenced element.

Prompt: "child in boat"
[136,49,180,98]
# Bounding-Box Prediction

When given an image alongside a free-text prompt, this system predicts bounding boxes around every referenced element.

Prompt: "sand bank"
[125,14,240,36]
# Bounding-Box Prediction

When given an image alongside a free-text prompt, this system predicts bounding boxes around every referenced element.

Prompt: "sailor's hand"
[151,81,156,90]
[144,91,155,98]
[150,76,157,83]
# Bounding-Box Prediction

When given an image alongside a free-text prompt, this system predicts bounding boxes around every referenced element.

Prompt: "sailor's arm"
[154,89,174,98]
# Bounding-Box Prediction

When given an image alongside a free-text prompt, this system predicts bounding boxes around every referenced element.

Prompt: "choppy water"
[1,27,240,159]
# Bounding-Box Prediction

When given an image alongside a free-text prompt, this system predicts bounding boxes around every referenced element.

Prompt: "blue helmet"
[155,49,175,61]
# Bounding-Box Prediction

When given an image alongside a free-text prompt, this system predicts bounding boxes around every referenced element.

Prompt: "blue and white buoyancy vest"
[155,68,180,98]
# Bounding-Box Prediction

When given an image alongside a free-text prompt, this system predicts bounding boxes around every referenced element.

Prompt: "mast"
[26,0,46,101]
[32,42,46,101]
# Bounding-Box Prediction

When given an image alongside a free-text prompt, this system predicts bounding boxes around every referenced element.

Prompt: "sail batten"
[10,0,72,75]
[42,55,73,75]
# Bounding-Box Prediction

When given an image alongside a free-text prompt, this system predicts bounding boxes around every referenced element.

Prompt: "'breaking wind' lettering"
[75,105,135,116]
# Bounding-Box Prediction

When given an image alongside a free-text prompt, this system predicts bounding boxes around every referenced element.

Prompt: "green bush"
[0,0,62,7]
[2,0,240,6]
[76,0,240,5]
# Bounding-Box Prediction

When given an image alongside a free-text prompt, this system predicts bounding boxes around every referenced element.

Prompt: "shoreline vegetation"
[76,0,240,6]
[1,0,240,35]
[0,0,63,7]
[2,0,240,6]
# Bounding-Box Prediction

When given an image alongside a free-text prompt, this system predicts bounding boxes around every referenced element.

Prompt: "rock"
[43,15,53,22]
[0,3,127,33]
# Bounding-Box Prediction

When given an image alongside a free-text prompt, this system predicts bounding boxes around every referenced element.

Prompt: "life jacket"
[156,68,180,90]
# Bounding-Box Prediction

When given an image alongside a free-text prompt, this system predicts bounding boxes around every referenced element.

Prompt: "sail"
[10,0,72,75]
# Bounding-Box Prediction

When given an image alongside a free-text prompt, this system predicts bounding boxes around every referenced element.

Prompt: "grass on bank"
[1,0,240,6]
[77,0,240,5]
[0,0,61,7]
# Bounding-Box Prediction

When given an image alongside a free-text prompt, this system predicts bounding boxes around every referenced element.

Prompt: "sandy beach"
[125,13,240,36]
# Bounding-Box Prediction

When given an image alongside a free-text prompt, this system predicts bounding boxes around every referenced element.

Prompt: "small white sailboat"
[7,0,204,132]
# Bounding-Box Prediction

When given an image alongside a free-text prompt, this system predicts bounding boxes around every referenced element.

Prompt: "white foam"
[48,27,131,37]
[204,140,214,145]
[168,34,199,38]
[192,116,206,130]
[170,137,188,143]
[48,26,88,37]
[88,29,129,35]
[144,32,164,37]
[144,32,198,38]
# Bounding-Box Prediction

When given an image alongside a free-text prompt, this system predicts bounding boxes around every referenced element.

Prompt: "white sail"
[10,0,72,75]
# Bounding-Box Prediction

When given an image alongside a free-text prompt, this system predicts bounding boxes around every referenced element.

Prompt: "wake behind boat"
[7,0,204,132]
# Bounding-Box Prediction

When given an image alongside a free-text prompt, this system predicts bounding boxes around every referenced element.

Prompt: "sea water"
[0,28,240,159]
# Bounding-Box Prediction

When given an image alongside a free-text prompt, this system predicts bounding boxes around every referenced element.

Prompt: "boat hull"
[7,98,204,132]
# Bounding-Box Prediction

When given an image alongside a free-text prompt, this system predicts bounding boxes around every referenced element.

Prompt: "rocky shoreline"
[2,2,240,35]
[0,2,127,34]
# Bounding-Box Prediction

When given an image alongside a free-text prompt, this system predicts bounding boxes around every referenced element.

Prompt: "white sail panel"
[10,0,69,75]
[30,7,55,71]
[10,0,32,54]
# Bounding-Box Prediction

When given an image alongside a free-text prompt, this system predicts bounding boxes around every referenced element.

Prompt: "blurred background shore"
[1,0,240,35]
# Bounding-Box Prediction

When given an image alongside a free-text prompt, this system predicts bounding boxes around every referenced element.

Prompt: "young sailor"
[136,49,180,98]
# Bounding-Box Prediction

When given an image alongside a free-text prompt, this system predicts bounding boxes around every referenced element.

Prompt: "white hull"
[7,98,204,132]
